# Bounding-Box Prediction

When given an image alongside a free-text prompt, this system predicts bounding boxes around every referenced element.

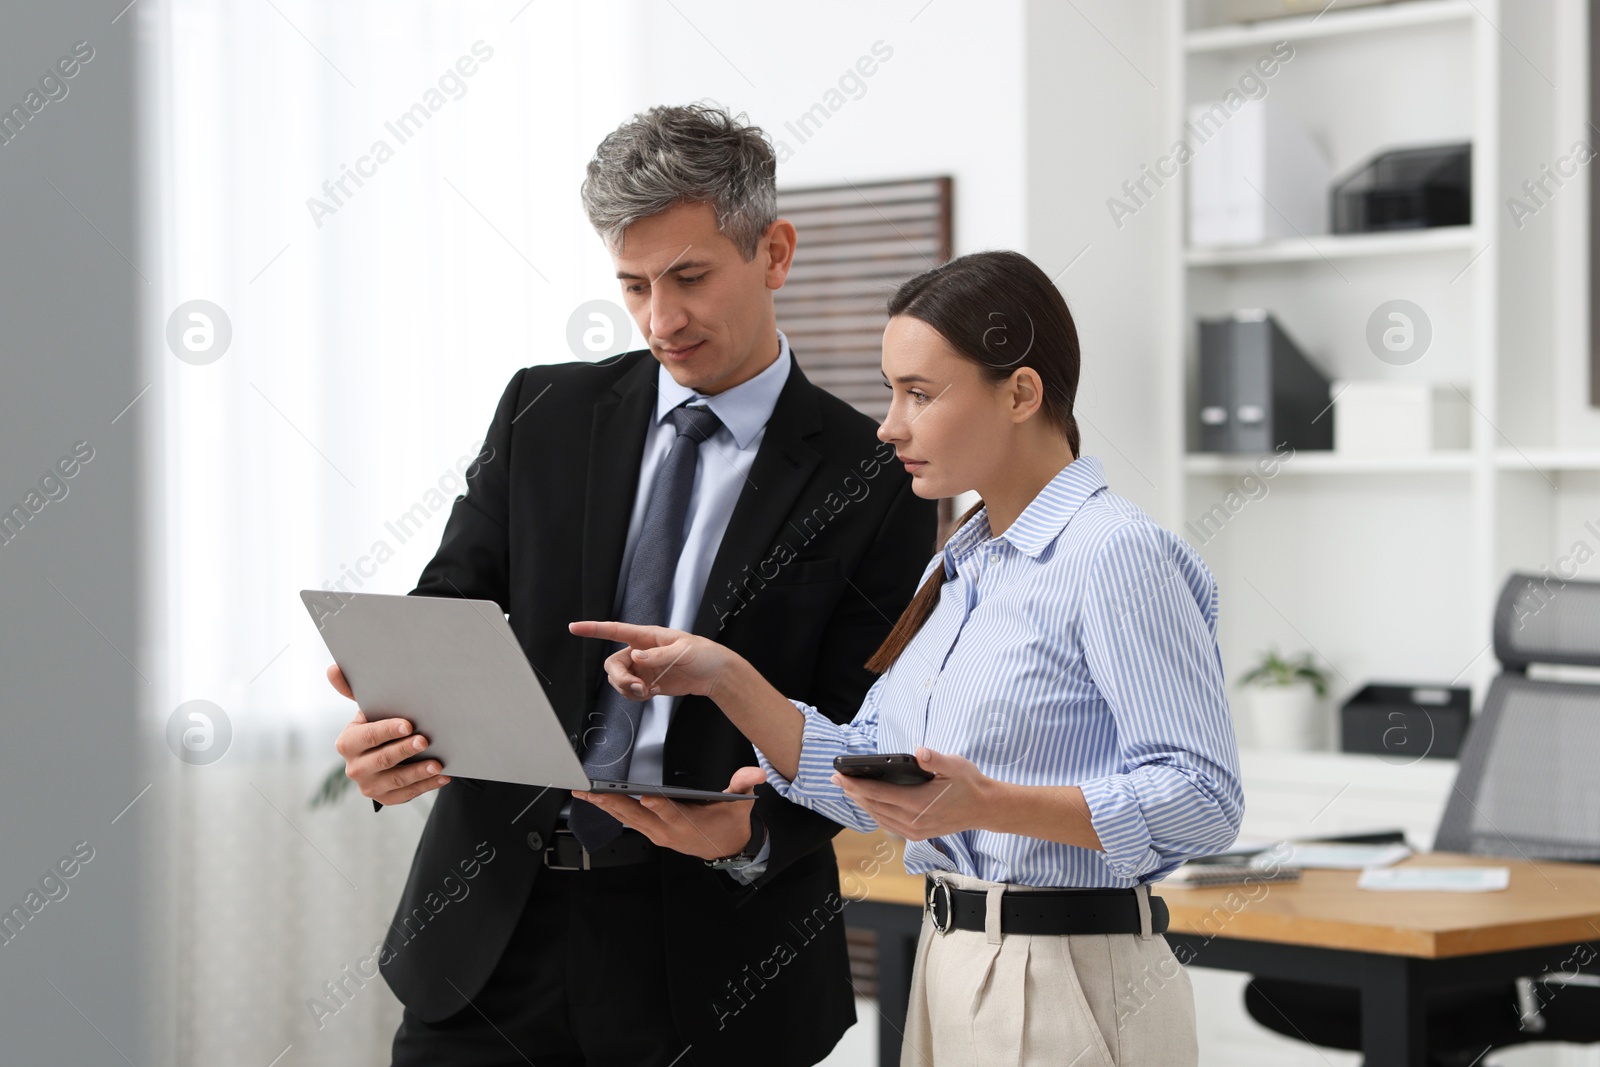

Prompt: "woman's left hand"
[833,748,996,841]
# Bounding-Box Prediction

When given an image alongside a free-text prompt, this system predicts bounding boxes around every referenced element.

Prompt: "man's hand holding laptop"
[572,767,765,862]
[328,663,452,806]
[328,643,762,861]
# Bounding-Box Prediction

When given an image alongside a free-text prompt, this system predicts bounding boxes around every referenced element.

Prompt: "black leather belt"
[925,876,1168,936]
[543,829,659,871]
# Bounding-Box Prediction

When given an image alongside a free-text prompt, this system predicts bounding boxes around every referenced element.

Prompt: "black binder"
[1197,311,1334,453]
[1332,143,1472,234]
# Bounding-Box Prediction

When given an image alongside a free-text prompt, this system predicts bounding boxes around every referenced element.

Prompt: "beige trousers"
[899,872,1199,1067]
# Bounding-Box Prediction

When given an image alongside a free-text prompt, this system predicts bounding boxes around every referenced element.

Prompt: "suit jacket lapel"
[578,354,658,730]
[691,356,823,639]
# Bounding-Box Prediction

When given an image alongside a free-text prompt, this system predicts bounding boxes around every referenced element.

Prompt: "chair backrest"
[1433,573,1600,861]
[1492,570,1600,671]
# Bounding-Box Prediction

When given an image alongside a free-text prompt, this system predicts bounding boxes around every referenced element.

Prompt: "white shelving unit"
[1184,0,1476,53]
[1182,223,1477,266]
[1498,449,1600,471]
[1165,0,1583,725]
[1157,6,1597,1065]
[1183,450,1476,475]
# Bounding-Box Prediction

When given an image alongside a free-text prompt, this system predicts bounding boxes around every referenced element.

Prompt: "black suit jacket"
[377,348,937,1065]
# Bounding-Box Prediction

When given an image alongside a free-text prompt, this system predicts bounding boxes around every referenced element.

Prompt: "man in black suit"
[329,103,936,1066]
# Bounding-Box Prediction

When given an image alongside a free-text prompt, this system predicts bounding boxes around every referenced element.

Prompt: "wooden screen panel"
[845,927,879,998]
[775,177,953,424]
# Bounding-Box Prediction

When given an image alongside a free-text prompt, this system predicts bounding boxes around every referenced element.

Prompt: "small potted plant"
[1239,647,1331,751]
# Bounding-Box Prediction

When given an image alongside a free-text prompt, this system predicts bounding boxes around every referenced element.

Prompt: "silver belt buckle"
[544,832,592,871]
[927,875,953,935]
[543,848,581,872]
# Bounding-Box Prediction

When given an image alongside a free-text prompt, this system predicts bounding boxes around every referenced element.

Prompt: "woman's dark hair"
[864,250,1082,674]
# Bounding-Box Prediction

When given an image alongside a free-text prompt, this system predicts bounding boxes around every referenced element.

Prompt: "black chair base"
[1244,977,1600,1067]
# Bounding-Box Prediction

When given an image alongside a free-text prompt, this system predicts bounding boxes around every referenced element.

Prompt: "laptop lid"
[299,591,756,802]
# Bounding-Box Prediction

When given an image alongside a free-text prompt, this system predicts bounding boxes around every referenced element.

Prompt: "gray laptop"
[299,590,754,802]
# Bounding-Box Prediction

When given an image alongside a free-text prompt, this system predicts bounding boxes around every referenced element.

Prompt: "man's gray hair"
[581,103,777,261]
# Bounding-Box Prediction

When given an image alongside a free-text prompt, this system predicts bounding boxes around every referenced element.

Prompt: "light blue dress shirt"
[756,455,1244,887]
[564,332,791,879]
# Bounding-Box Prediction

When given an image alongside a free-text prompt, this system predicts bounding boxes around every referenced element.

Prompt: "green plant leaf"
[1241,645,1331,697]
[310,760,354,809]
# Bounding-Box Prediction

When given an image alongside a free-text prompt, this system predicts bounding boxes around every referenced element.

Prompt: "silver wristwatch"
[706,812,766,870]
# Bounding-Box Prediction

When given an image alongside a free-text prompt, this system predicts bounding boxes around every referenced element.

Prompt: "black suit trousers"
[391,857,683,1067]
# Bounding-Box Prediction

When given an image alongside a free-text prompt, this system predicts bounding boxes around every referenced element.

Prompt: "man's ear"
[762,218,798,291]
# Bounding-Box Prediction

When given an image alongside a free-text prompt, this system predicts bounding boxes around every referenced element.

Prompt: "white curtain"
[138,2,642,1062]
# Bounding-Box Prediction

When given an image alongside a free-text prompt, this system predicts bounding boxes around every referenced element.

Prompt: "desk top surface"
[832,830,1600,959]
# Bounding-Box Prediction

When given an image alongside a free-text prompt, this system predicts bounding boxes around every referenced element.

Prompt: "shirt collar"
[942,455,1109,577]
[654,330,792,450]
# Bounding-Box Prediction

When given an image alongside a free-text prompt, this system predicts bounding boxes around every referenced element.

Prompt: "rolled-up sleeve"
[1075,524,1244,880]
[755,672,889,834]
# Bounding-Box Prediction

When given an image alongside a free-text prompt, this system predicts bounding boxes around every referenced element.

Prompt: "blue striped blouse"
[756,455,1244,887]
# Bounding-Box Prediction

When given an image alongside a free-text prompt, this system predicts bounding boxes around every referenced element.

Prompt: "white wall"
[573,0,1027,304]
[1023,0,1183,524]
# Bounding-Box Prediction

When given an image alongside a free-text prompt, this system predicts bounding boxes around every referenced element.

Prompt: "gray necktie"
[569,402,723,850]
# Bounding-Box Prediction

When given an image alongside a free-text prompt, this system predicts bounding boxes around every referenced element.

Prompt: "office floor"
[817,1000,878,1066]
[825,983,1600,1066]
[1195,969,1600,1067]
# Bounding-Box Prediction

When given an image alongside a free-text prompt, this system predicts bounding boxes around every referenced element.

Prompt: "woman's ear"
[1007,367,1046,423]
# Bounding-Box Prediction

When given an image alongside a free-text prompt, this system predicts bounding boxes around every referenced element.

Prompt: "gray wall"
[0,1,145,1062]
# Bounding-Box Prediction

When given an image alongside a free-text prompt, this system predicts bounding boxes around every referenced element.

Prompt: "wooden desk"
[834,830,1600,1067]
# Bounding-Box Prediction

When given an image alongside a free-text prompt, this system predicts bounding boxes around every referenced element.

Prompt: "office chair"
[1243,571,1600,1067]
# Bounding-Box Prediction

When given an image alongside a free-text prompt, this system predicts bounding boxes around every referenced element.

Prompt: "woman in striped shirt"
[573,249,1243,1066]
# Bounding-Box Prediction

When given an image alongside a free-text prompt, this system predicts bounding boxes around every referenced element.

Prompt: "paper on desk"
[1182,837,1283,865]
[1357,867,1510,892]
[1249,842,1412,870]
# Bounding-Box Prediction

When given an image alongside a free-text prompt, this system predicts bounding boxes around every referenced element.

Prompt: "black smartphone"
[833,753,935,786]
